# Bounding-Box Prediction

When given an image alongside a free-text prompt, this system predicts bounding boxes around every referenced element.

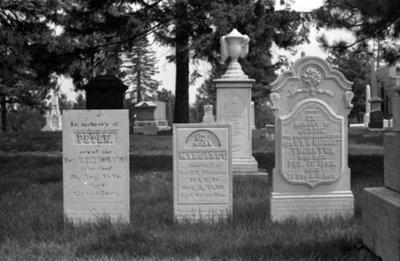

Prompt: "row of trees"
[1,0,400,132]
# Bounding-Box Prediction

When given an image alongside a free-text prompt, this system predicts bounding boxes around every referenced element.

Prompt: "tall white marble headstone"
[63,110,130,223]
[364,84,371,127]
[269,56,354,221]
[202,104,215,123]
[251,101,256,130]
[214,29,266,176]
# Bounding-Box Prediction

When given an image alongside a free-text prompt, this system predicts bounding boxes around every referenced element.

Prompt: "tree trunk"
[1,95,7,133]
[173,0,190,123]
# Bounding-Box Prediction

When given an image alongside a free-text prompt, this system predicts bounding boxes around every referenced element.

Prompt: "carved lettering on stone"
[174,124,232,221]
[221,94,246,153]
[279,99,344,188]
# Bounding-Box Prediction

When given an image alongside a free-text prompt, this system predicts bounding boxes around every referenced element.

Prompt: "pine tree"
[121,37,161,103]
[313,0,400,63]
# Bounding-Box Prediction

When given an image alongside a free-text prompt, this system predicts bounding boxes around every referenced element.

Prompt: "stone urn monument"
[214,29,266,176]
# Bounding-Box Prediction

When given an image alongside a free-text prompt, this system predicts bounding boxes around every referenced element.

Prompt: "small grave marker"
[63,110,130,223]
[173,124,232,221]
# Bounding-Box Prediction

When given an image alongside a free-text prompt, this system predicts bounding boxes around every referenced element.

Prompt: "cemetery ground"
[0,128,383,260]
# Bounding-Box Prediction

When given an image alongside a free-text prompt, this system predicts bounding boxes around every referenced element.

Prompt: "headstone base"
[362,187,400,261]
[175,206,231,222]
[65,204,130,224]
[233,157,267,176]
[270,192,354,221]
[133,120,170,134]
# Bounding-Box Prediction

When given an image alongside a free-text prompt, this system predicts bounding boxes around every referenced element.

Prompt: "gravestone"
[133,93,170,134]
[214,29,266,176]
[363,84,371,127]
[173,124,232,221]
[202,104,215,123]
[63,110,130,223]
[362,85,400,261]
[42,89,62,131]
[269,56,354,221]
[251,101,256,129]
[83,75,128,110]
[368,108,384,129]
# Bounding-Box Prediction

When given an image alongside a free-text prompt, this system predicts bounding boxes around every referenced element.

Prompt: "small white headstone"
[251,101,256,130]
[63,110,130,223]
[173,124,232,222]
[202,104,215,123]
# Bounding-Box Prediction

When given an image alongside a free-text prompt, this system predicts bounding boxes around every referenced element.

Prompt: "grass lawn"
[0,128,384,260]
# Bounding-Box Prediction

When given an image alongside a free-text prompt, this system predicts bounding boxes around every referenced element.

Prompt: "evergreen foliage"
[313,0,400,63]
[121,37,161,103]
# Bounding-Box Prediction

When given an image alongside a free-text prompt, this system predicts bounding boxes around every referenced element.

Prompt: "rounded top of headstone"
[83,74,128,92]
[370,97,383,102]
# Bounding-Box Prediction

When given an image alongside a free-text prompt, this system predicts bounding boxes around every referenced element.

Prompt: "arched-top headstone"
[270,56,354,116]
[83,75,128,109]
[269,56,354,221]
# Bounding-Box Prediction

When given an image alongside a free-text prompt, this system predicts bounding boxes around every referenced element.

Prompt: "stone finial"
[220,29,250,79]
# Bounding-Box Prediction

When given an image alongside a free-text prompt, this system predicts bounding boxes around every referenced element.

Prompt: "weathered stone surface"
[63,110,130,223]
[269,56,354,221]
[271,192,354,221]
[363,187,400,261]
[384,132,400,193]
[369,110,384,129]
[173,124,232,222]
[214,79,259,174]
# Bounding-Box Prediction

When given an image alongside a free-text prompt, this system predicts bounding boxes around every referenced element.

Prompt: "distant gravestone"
[202,104,215,123]
[83,75,128,110]
[269,56,354,221]
[42,89,62,131]
[368,110,384,129]
[63,110,130,223]
[251,101,256,130]
[173,124,232,222]
[133,93,170,134]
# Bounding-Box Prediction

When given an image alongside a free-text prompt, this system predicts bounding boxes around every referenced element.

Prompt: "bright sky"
[60,0,354,104]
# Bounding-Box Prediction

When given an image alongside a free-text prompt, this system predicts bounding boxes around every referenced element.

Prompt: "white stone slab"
[269,56,354,221]
[214,80,259,174]
[202,104,215,123]
[251,101,256,129]
[63,110,130,223]
[173,123,232,222]
[363,187,400,261]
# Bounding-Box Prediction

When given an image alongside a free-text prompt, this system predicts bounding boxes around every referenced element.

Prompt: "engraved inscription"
[221,94,246,152]
[175,126,231,221]
[280,100,343,188]
[75,131,116,145]
[185,130,221,148]
[63,111,129,221]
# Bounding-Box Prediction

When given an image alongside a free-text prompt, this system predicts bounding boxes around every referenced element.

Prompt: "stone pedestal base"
[270,192,354,221]
[233,157,267,176]
[362,187,400,261]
